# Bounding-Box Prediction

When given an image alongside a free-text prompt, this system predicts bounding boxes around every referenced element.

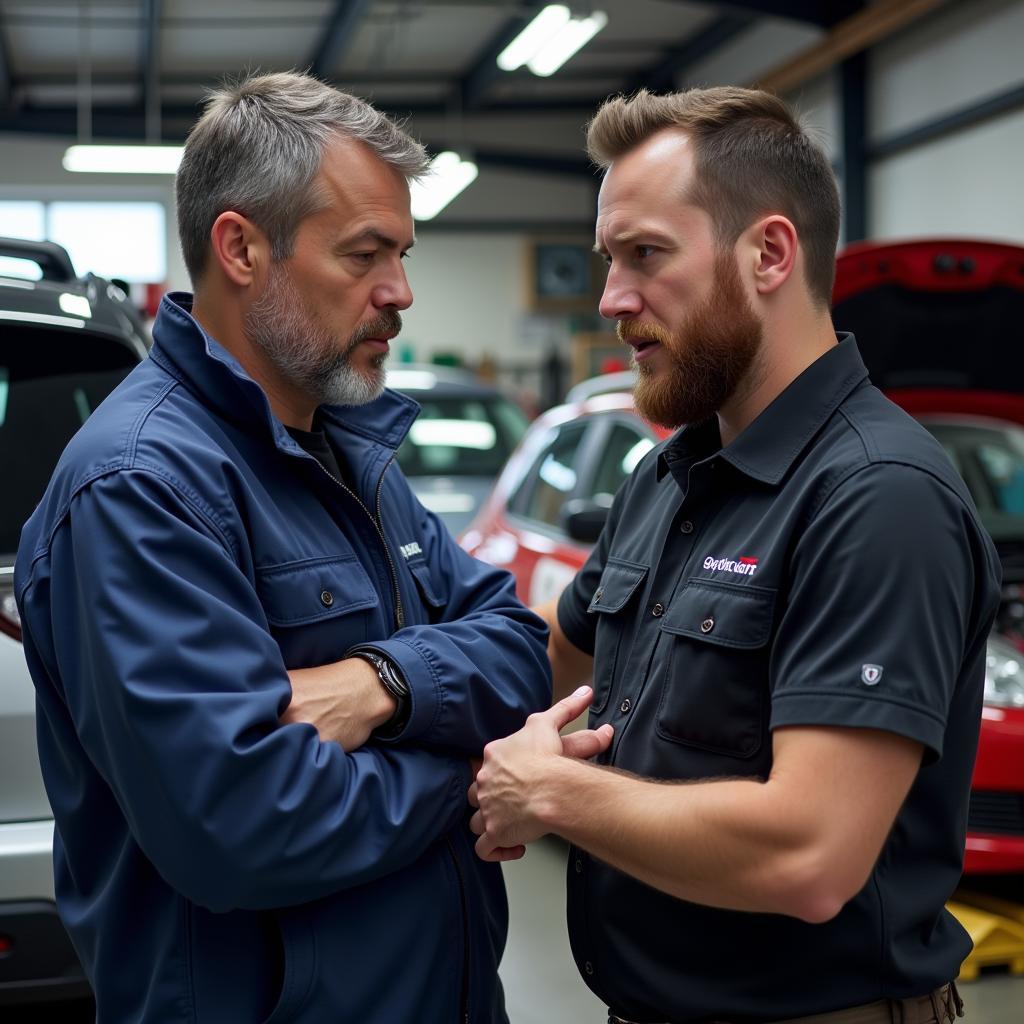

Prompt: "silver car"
[0,237,148,1006]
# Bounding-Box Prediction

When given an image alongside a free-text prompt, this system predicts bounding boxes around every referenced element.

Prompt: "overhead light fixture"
[496,5,607,77]
[410,151,479,221]
[528,11,608,77]
[63,145,184,175]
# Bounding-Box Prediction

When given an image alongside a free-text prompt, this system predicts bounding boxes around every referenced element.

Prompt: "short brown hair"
[586,87,840,307]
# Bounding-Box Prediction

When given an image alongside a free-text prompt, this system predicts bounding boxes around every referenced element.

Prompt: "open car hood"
[832,238,1024,424]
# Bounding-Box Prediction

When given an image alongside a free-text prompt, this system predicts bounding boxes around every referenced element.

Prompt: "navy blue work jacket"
[15,293,551,1023]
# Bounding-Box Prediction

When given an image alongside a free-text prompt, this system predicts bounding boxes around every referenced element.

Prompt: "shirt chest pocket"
[655,580,776,758]
[255,555,380,665]
[588,559,649,715]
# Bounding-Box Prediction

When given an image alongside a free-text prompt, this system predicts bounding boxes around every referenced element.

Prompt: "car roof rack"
[0,236,77,282]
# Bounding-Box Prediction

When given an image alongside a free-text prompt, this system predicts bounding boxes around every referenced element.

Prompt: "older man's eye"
[636,245,655,259]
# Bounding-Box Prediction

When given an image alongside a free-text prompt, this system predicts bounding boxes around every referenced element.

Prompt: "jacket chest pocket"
[655,580,775,758]
[256,555,380,665]
[588,559,649,715]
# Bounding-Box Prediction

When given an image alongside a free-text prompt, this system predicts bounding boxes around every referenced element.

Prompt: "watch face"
[536,244,592,298]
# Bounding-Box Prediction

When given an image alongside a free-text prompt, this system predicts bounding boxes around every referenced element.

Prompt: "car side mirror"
[562,499,610,544]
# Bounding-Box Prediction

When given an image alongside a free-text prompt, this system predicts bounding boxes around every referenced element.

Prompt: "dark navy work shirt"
[558,336,1001,1023]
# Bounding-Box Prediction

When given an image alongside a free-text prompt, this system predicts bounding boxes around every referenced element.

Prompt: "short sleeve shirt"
[557,336,1001,1022]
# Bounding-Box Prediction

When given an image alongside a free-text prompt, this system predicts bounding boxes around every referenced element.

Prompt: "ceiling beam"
[140,0,162,140]
[307,0,373,79]
[623,13,755,95]
[754,0,949,95]
[455,4,543,112]
[713,2,862,28]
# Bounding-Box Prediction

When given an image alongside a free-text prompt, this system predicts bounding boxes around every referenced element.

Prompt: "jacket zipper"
[445,835,471,1024]
[312,453,405,631]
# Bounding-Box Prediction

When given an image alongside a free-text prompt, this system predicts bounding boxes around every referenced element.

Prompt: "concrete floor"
[499,838,1024,1023]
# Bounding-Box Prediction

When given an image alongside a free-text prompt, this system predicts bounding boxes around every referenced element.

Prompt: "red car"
[463,238,1024,875]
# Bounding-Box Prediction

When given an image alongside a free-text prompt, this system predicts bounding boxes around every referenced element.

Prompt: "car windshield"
[923,419,1024,539]
[0,325,138,554]
[397,395,529,478]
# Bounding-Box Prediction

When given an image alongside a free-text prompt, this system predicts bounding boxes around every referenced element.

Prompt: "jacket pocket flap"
[587,560,649,614]
[660,580,775,648]
[407,561,445,610]
[256,556,379,627]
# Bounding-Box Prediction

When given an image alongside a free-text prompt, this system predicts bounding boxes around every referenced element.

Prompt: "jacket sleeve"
[368,493,552,754]
[22,468,471,913]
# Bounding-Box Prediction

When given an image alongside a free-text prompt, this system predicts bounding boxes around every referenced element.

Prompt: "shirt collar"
[149,291,420,453]
[657,334,869,485]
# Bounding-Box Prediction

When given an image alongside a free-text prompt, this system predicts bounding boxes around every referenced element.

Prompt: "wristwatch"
[346,647,411,739]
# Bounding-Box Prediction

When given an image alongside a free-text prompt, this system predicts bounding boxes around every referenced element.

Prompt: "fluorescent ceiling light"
[496,5,571,71]
[410,151,479,221]
[528,11,608,77]
[63,145,184,175]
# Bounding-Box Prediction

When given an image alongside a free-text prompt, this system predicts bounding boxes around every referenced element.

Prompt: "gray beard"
[244,270,388,408]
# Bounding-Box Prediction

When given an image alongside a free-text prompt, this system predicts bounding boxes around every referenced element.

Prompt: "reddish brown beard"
[630,251,763,429]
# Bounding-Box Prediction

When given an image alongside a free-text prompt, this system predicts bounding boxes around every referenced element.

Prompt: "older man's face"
[245,136,415,407]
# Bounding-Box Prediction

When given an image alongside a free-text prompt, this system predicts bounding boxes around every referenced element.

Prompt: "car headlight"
[985,635,1024,709]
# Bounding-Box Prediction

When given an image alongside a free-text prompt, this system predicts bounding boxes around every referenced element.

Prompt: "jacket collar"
[658,334,869,485]
[149,292,420,453]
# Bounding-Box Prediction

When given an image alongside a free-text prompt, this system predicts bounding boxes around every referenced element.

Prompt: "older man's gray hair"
[176,70,428,283]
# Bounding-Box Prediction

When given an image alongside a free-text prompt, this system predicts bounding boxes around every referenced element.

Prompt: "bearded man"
[15,71,555,1023]
[470,88,1000,1024]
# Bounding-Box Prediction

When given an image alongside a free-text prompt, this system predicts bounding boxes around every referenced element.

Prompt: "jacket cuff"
[353,637,439,743]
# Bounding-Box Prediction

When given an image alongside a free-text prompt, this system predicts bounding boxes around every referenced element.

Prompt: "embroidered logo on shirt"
[399,542,423,560]
[861,663,883,686]
[702,555,759,577]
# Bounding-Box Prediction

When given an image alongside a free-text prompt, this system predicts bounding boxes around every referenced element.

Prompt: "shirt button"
[700,617,715,633]
[320,590,334,607]
[584,961,594,976]
[620,698,632,713]
[652,602,664,617]
[680,520,694,534]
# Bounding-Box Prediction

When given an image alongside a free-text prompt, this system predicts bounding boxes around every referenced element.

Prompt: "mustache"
[616,319,671,345]
[348,309,403,349]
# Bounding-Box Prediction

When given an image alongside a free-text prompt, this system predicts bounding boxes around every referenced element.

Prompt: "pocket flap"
[407,560,445,610]
[587,559,649,614]
[660,580,775,648]
[256,556,379,627]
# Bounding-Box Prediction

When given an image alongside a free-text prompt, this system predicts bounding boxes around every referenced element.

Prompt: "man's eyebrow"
[340,228,416,250]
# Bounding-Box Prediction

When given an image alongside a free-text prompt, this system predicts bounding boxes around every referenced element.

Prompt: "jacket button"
[620,698,631,713]
[584,961,594,976]
[575,857,583,874]
[320,590,334,607]
[594,587,604,601]
[680,520,694,534]
[652,602,664,617]
[700,617,715,633]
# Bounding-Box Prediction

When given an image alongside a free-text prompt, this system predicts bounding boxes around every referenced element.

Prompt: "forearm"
[532,597,594,703]
[534,759,834,922]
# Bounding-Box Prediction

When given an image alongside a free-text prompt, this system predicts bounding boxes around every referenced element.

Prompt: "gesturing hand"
[468,686,614,862]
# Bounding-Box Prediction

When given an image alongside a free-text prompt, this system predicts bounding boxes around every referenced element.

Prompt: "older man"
[16,72,551,1023]
[471,87,999,1024]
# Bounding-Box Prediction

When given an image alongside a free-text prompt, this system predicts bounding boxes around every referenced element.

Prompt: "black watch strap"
[347,647,411,738]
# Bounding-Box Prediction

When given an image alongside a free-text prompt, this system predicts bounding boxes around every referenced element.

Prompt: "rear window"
[0,325,138,553]
[396,395,529,478]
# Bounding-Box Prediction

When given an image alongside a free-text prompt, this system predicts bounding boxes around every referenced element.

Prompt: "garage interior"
[1,0,1023,1020]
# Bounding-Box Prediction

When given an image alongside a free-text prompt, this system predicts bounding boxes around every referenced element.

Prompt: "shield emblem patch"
[861,663,883,686]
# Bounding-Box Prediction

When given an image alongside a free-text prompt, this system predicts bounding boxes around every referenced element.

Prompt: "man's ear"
[208,211,269,288]
[749,215,798,297]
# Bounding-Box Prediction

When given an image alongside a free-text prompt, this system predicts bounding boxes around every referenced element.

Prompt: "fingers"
[561,723,614,760]
[474,831,526,863]
[544,684,596,732]
[469,808,485,836]
[468,781,479,809]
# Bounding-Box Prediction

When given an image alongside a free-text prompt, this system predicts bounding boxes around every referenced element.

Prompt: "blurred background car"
[0,237,148,1007]
[387,364,530,535]
[465,237,1024,877]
